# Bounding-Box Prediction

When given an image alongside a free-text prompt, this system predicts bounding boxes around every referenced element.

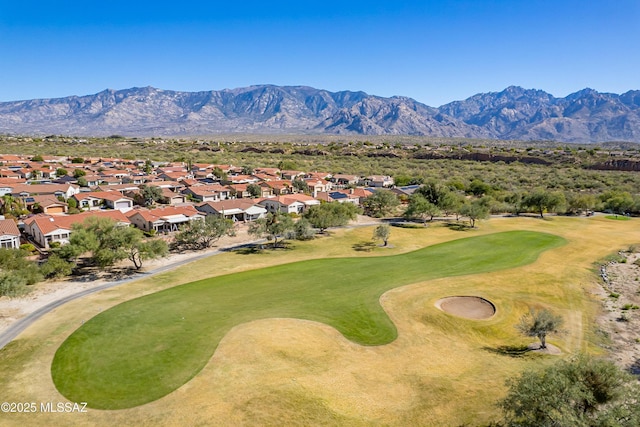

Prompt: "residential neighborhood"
[0,153,387,250]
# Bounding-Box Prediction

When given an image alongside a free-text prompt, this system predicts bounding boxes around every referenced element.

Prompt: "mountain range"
[1,85,639,143]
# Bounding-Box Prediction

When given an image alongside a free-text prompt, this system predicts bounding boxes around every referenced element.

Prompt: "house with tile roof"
[9,183,80,200]
[0,218,21,249]
[258,194,320,215]
[23,210,130,249]
[181,184,231,202]
[25,195,68,215]
[72,191,134,212]
[126,206,204,233]
[196,199,267,222]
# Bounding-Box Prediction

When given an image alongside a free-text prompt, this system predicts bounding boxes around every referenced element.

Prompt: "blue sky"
[0,0,638,106]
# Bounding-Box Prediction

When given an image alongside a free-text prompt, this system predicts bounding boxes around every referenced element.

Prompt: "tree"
[292,178,310,194]
[362,190,399,218]
[467,178,491,196]
[40,254,74,279]
[292,218,315,241]
[212,167,228,181]
[516,308,563,349]
[459,199,490,228]
[173,216,235,251]
[523,189,566,218]
[601,191,634,216]
[404,194,440,224]
[1,195,28,218]
[304,201,359,233]
[439,191,464,217]
[373,224,391,246]
[416,180,449,206]
[500,355,640,427]
[504,191,525,216]
[565,192,596,215]
[73,168,87,178]
[60,217,167,270]
[137,185,164,207]
[246,183,262,198]
[143,159,153,175]
[248,212,294,249]
[125,235,168,270]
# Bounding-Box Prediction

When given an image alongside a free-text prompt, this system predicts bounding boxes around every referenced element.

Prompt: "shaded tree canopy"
[248,212,295,248]
[173,215,235,251]
[304,201,359,232]
[500,354,640,427]
[523,189,566,218]
[58,216,167,270]
[137,185,164,207]
[404,193,440,223]
[362,190,399,218]
[459,199,490,227]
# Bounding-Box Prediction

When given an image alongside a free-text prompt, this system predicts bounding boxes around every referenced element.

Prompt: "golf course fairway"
[52,230,565,409]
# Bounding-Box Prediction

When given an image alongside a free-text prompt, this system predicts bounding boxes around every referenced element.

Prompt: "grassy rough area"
[3,217,639,426]
[51,230,564,409]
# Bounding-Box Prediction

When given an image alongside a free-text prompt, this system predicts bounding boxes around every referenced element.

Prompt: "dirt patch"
[594,250,640,373]
[435,296,496,320]
[527,342,562,355]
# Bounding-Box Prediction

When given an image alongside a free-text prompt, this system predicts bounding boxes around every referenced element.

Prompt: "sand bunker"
[435,296,496,320]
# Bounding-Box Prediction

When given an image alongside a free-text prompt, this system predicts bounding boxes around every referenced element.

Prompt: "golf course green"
[52,230,565,409]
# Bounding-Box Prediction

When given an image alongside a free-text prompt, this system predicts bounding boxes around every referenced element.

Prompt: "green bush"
[0,273,29,297]
[19,243,36,254]
[40,254,74,279]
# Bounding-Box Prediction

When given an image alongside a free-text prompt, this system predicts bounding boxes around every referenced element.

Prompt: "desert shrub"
[40,254,74,279]
[0,272,29,297]
[20,243,36,253]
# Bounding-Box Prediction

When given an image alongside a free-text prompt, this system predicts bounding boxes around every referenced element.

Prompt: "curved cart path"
[0,240,261,350]
[0,218,382,351]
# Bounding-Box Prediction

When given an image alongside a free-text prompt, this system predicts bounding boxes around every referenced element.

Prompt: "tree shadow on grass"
[445,222,471,232]
[232,241,294,255]
[233,245,265,255]
[389,221,425,229]
[483,345,532,358]
[352,241,376,252]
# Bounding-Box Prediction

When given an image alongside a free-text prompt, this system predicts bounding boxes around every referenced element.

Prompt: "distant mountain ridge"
[1,85,639,142]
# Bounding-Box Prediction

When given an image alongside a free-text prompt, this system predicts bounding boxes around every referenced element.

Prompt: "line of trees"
[361,180,640,227]
[55,217,168,271]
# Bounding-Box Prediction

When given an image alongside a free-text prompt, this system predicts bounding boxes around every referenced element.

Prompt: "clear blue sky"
[1,0,638,106]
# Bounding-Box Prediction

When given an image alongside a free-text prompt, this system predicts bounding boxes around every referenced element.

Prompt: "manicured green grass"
[51,230,565,409]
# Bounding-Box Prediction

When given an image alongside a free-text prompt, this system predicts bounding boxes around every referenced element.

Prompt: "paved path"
[0,220,387,351]
[0,240,262,350]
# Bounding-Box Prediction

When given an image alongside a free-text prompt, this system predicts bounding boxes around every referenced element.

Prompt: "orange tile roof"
[0,218,20,236]
[26,210,130,236]
[127,205,201,222]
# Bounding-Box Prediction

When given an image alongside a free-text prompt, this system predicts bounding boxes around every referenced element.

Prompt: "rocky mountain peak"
[0,85,638,142]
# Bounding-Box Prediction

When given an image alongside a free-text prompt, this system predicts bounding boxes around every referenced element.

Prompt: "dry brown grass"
[1,216,638,426]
